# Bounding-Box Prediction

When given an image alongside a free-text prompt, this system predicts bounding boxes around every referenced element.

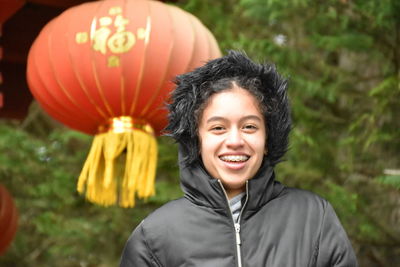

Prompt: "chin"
[221,179,246,190]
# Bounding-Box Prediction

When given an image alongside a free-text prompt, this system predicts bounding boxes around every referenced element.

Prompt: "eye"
[242,124,258,132]
[211,126,225,131]
[209,125,226,133]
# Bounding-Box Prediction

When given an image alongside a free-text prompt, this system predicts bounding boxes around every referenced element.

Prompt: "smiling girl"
[120,51,358,267]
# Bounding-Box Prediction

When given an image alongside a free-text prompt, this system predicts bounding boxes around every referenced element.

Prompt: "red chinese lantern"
[0,185,18,255]
[26,0,221,207]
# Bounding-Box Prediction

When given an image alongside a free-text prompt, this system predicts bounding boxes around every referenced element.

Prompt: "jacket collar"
[179,146,284,211]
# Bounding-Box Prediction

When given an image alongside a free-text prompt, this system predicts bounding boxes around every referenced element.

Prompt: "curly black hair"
[165,50,291,167]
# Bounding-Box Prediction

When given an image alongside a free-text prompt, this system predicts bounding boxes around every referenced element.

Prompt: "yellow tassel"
[77,117,157,208]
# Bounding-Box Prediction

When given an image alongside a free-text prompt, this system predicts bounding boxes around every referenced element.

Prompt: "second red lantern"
[0,185,18,255]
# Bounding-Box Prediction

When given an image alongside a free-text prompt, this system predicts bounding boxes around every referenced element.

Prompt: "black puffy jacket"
[120,159,358,267]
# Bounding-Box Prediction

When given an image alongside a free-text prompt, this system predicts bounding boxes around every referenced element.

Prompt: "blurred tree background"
[1,0,399,266]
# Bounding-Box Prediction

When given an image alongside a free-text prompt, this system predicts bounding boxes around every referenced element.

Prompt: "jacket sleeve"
[119,222,161,267]
[316,202,358,267]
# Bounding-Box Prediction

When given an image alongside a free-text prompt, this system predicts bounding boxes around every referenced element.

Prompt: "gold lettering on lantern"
[107,14,135,54]
[108,31,136,53]
[92,17,113,54]
[76,32,89,43]
[114,15,129,31]
[137,28,147,40]
[109,6,122,15]
[99,16,113,26]
[108,55,120,67]
[75,6,150,67]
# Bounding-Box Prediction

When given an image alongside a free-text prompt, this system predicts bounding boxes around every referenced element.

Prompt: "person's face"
[198,85,266,199]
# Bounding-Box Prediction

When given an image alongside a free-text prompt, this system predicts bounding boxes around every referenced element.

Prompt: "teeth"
[220,155,249,162]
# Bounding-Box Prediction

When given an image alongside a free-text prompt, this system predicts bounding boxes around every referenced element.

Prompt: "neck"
[226,186,246,200]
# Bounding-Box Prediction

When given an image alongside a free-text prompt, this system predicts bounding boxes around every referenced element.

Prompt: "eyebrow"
[206,115,263,124]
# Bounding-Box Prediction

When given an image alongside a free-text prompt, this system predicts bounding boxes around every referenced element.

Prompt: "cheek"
[200,138,216,171]
[252,134,267,156]
[200,133,218,154]
[198,131,211,158]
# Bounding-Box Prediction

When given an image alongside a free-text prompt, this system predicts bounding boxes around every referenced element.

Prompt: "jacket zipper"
[218,180,249,267]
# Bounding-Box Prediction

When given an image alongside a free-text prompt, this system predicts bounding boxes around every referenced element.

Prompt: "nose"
[225,129,244,148]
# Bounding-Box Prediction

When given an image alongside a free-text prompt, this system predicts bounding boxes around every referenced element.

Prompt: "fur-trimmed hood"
[166,50,292,167]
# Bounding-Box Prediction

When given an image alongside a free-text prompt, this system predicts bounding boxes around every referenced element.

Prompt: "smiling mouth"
[219,155,250,162]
